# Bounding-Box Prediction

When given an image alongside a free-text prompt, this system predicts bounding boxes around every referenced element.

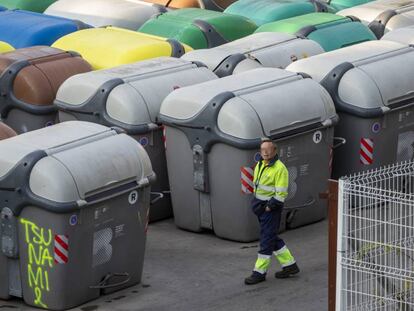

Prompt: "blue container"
[0,10,89,48]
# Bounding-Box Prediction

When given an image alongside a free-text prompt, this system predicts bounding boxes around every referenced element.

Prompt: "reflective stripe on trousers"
[273,246,296,268]
[254,254,271,274]
[253,247,296,274]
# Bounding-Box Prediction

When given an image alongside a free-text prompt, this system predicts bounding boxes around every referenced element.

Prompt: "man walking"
[245,138,300,285]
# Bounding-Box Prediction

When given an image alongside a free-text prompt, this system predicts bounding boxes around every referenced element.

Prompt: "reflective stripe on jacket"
[253,156,289,203]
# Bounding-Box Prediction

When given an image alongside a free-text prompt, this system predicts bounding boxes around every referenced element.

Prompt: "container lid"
[52,26,192,70]
[254,13,377,52]
[45,0,166,30]
[0,10,86,48]
[55,57,217,132]
[0,0,57,12]
[149,7,243,21]
[144,0,201,7]
[138,7,257,49]
[0,41,14,53]
[0,122,16,140]
[0,46,92,108]
[308,21,376,51]
[256,12,346,34]
[339,0,414,39]
[383,10,414,33]
[0,121,153,205]
[382,24,414,43]
[328,0,372,11]
[287,40,414,116]
[338,0,414,23]
[224,0,327,26]
[143,0,236,10]
[182,32,324,73]
[160,67,336,143]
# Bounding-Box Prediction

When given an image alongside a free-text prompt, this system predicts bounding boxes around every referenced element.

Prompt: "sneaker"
[275,263,300,279]
[244,271,266,285]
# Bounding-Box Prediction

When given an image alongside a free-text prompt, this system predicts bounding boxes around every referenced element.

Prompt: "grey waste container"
[338,0,414,38]
[159,68,337,239]
[287,40,414,178]
[0,121,154,310]
[45,0,168,30]
[55,57,217,222]
[381,25,414,43]
[181,32,324,77]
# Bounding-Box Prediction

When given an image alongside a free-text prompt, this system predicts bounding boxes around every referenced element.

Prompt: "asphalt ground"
[1,218,328,311]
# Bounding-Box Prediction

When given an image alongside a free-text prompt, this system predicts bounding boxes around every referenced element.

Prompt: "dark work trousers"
[252,198,285,256]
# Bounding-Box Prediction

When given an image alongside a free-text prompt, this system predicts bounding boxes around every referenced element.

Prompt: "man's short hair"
[260,137,277,149]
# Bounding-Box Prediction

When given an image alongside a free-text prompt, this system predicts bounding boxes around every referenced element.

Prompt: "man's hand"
[265,206,271,212]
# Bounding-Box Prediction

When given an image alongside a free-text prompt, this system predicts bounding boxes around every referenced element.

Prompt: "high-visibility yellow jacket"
[253,156,289,207]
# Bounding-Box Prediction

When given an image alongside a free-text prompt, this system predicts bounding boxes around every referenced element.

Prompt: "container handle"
[285,197,316,224]
[83,175,155,207]
[284,197,315,211]
[89,272,130,289]
[387,92,414,111]
[150,192,164,205]
[333,137,346,150]
[84,181,141,206]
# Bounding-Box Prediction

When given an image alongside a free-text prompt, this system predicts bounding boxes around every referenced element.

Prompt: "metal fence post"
[328,179,339,311]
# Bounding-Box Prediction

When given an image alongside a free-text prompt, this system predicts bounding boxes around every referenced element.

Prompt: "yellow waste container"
[0,41,13,53]
[52,27,192,69]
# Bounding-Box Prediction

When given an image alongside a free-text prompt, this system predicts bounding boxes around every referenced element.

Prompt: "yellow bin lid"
[52,26,192,70]
[0,41,14,53]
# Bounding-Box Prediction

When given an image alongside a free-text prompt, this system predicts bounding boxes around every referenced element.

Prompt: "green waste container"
[256,13,376,51]
[0,0,57,12]
[224,0,334,26]
[138,8,257,49]
[327,0,373,11]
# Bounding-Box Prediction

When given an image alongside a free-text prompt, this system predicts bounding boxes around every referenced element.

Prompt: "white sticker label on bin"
[313,131,322,144]
[115,224,125,238]
[128,191,138,205]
